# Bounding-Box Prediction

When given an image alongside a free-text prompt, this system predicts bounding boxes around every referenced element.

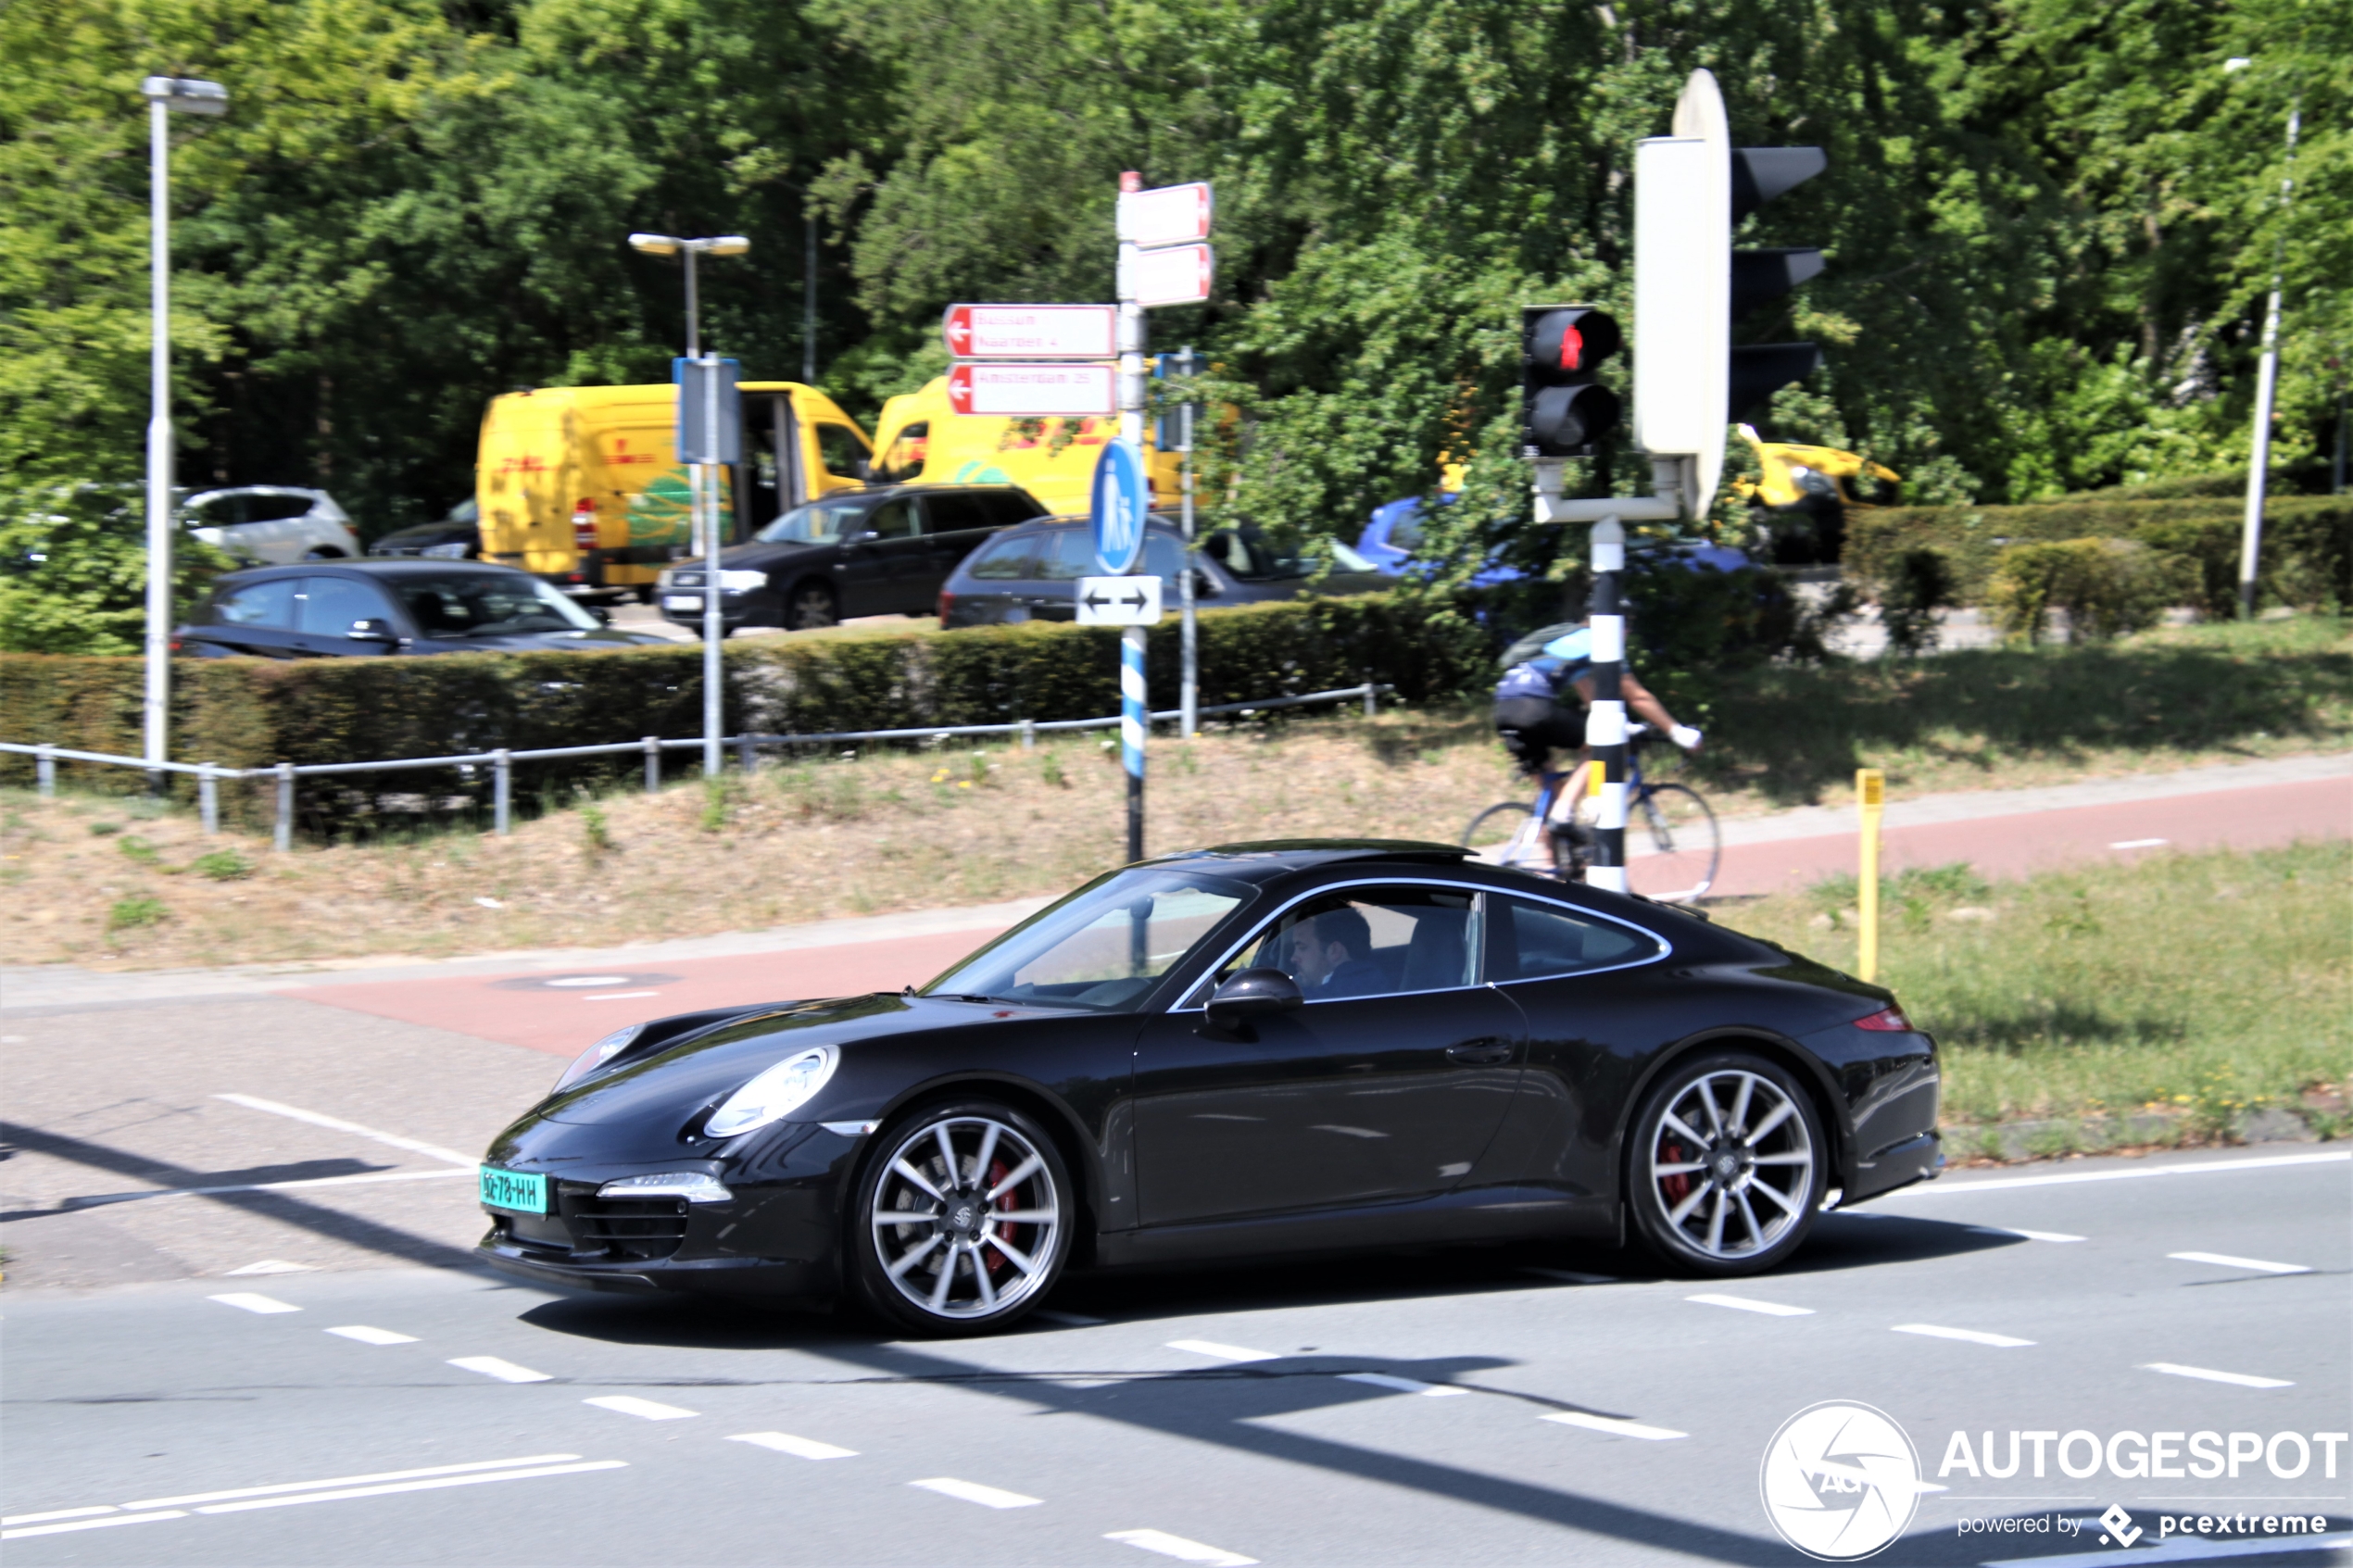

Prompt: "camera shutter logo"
[1759,1401,1933,1560]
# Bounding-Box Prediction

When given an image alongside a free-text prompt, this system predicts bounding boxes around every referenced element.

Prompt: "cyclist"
[1492,621,1703,860]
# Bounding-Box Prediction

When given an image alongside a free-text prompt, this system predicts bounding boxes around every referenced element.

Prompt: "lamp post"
[140,75,227,776]
[630,233,749,772]
[2223,56,2302,620]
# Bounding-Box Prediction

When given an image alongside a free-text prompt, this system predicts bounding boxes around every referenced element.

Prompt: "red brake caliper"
[1658,1136,1689,1207]
[985,1159,1014,1276]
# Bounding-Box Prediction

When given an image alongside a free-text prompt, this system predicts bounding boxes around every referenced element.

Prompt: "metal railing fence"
[4,681,1390,850]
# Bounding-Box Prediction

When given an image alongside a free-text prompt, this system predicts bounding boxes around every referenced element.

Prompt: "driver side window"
[1193,886,1481,1006]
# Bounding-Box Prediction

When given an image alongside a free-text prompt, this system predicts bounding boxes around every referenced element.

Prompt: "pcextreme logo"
[1760,1402,1943,1561]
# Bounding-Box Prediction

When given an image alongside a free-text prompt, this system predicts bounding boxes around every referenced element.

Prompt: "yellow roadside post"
[1856,768,1884,982]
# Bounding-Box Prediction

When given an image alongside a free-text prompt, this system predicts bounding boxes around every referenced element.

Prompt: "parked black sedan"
[658,483,1047,634]
[938,515,1393,627]
[475,840,1941,1334]
[174,560,670,658]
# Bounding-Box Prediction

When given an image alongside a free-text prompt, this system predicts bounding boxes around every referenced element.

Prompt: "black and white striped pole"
[1583,517,1629,892]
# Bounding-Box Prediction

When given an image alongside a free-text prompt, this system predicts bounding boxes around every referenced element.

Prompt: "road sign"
[945,362,1115,417]
[673,357,741,463]
[942,304,1116,360]
[1090,437,1149,574]
[1120,244,1214,308]
[1076,574,1164,626]
[1117,182,1214,248]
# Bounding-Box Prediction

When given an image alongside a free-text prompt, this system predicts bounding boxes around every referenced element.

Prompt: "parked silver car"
[181,486,362,564]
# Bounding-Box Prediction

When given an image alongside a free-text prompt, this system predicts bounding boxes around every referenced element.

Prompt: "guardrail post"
[35,744,55,798]
[493,749,512,835]
[273,763,294,853]
[735,735,756,775]
[642,735,661,795]
[198,764,219,835]
[1361,680,1378,718]
[1019,720,1036,751]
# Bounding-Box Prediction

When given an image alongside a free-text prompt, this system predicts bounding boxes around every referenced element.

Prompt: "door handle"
[1445,1040,1515,1065]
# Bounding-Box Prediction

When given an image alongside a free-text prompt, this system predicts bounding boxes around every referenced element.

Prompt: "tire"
[784,581,839,631]
[1625,783,1721,903]
[301,547,345,560]
[1463,801,1555,876]
[1626,1051,1824,1276]
[634,584,655,606]
[849,1099,1073,1336]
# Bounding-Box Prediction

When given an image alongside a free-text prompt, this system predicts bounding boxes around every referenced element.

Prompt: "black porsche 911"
[475,840,1941,1335]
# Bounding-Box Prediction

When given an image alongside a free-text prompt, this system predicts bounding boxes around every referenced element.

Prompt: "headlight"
[717,569,768,591]
[554,1023,644,1092]
[598,1172,732,1203]
[422,540,469,559]
[706,1045,839,1137]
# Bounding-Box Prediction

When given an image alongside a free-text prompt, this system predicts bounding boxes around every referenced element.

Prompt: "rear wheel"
[784,582,838,631]
[1462,802,1557,876]
[1627,1052,1824,1276]
[1625,783,1720,903]
[849,1100,1072,1336]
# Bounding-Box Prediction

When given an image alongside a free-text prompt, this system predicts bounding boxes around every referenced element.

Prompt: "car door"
[917,491,1000,595]
[292,574,404,656]
[1129,883,1525,1226]
[836,495,925,616]
[191,577,305,658]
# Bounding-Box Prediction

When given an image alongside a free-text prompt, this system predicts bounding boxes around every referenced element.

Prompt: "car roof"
[1144,840,1478,879]
[214,559,523,583]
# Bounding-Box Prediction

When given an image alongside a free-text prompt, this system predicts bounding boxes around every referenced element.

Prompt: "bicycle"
[1460,725,1722,902]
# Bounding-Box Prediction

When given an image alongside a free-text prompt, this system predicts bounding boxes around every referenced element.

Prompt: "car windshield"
[389,573,599,636]
[757,499,866,545]
[921,867,1252,1012]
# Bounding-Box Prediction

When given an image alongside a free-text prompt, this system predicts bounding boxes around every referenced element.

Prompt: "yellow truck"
[477,381,873,601]
[869,378,1185,515]
[1729,423,1901,564]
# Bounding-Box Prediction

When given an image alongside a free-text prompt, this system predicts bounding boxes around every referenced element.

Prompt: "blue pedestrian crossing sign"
[1090,438,1149,576]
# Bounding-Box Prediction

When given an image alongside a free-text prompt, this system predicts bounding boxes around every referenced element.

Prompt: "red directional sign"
[1117,182,1214,248]
[945,363,1117,418]
[1121,243,1214,308]
[941,304,1118,360]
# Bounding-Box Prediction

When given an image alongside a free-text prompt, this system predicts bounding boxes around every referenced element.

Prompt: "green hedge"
[0,594,1489,830]
[1847,496,2353,617]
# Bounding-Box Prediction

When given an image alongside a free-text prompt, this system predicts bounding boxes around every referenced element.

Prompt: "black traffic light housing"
[1728,145,1826,418]
[1520,306,1623,458]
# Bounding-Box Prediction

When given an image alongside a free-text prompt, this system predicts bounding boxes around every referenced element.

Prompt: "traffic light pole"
[1117,172,1148,863]
[1583,518,1629,894]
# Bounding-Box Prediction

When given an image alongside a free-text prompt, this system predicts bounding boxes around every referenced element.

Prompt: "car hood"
[699,539,836,572]
[424,628,669,651]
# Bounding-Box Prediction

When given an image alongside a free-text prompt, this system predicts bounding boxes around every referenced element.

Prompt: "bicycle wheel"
[1625,783,1721,903]
[1462,802,1553,875]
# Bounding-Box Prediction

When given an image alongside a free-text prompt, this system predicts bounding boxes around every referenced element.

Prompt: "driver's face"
[1286,921,1336,986]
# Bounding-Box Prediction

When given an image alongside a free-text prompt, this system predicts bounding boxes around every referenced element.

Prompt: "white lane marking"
[1884,1149,2350,1196]
[1106,1526,1260,1565]
[2110,837,2169,849]
[1031,1309,1107,1326]
[447,1356,551,1384]
[584,1395,697,1421]
[1526,1268,1618,1284]
[128,1454,585,1509]
[545,975,630,987]
[2,1511,185,1540]
[215,1093,479,1168]
[1167,1339,1281,1363]
[1687,1293,1815,1317]
[3,1507,120,1525]
[1339,1372,1467,1397]
[1985,1530,2352,1568]
[208,1292,300,1315]
[226,1260,317,1275]
[2168,1250,2312,1275]
[726,1432,857,1461]
[195,1461,625,1514]
[1968,1225,2087,1243]
[909,1476,1043,1510]
[1893,1323,2035,1348]
[1541,1411,1689,1441]
[584,991,660,1001]
[69,1169,477,1211]
[2143,1361,2294,1389]
[326,1325,418,1346]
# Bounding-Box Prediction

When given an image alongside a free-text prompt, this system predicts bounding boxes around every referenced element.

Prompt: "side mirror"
[1206,968,1303,1032]
[346,618,397,643]
[855,530,882,543]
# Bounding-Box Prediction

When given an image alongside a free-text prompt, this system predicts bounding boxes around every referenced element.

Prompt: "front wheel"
[849,1101,1072,1336]
[1626,783,1720,903]
[1627,1052,1824,1276]
[784,582,839,631]
[1462,802,1557,876]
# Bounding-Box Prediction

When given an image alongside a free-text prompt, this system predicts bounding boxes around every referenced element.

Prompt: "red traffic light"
[1522,306,1623,457]
[1528,308,1621,378]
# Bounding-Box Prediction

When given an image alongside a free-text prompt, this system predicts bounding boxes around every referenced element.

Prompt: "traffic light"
[1520,305,1622,458]
[1632,69,1828,517]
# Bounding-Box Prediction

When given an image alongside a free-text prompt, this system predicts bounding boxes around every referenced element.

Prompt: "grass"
[1718,841,2351,1140]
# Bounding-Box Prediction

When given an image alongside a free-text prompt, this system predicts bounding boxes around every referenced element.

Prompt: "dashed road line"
[1968,1226,2087,1243]
[2168,1251,2312,1276]
[326,1325,418,1346]
[2142,1362,2294,1389]
[1893,1323,2035,1348]
[1687,1293,1814,1317]
[1106,1526,1260,1564]
[1166,1339,1281,1363]
[584,1396,697,1421]
[909,1476,1042,1510]
[1541,1411,1689,1441]
[1338,1372,1466,1398]
[726,1432,858,1461]
[213,1093,479,1169]
[447,1356,551,1384]
[208,1292,300,1315]
[225,1260,317,1275]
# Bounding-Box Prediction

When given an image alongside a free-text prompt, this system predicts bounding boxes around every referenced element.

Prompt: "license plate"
[478,1167,548,1214]
[662,594,702,610]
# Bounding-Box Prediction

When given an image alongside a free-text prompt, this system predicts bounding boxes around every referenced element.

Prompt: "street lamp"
[140,75,227,775]
[2222,56,2302,619]
[627,233,749,359]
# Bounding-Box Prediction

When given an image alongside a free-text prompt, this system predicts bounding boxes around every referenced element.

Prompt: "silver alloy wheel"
[870,1115,1061,1321]
[786,584,837,629]
[1646,1068,1815,1260]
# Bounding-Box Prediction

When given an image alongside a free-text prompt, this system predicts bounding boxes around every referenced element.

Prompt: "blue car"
[1357,495,1751,585]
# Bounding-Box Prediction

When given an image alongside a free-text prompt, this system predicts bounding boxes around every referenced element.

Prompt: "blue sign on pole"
[1090,437,1149,576]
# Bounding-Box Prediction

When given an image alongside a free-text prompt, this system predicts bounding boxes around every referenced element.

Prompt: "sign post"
[677,356,741,776]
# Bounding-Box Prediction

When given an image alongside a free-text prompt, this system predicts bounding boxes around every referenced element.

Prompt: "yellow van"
[867,378,1184,516]
[477,382,873,601]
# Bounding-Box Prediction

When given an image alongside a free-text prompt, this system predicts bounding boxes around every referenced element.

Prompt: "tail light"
[937,589,955,626]
[572,499,598,550]
[1854,1004,1915,1033]
[169,637,183,653]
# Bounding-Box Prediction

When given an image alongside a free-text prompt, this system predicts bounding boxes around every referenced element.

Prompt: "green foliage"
[579,799,613,856]
[191,847,254,880]
[0,487,235,654]
[117,834,160,865]
[1877,548,1957,658]
[106,894,166,932]
[1985,539,2185,645]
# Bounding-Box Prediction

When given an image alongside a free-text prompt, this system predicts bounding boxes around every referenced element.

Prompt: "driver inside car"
[1283,908,1386,999]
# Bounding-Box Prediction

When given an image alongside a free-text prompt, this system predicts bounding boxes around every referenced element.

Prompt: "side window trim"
[1488,890,1672,985]
[1170,876,1498,1011]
